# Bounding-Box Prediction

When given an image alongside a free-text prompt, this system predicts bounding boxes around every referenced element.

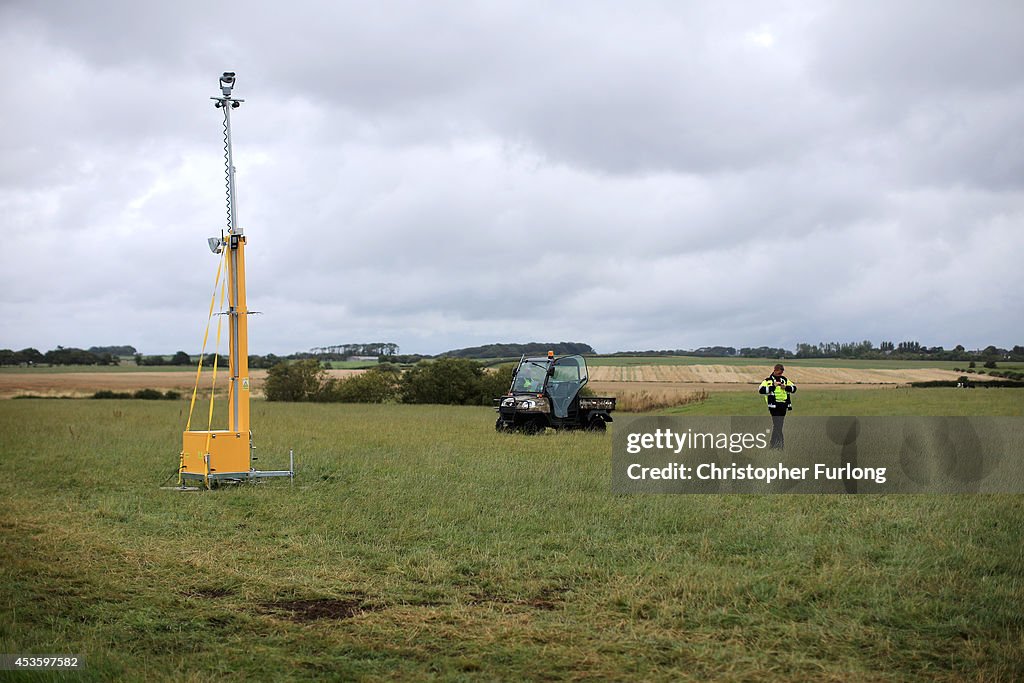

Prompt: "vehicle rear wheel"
[586,418,607,432]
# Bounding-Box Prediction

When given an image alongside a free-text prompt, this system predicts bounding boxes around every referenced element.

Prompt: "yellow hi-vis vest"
[760,376,795,405]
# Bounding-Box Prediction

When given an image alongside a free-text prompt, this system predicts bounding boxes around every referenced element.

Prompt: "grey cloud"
[810,0,1024,94]
[0,1,1021,355]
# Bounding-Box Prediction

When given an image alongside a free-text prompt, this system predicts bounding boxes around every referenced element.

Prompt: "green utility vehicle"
[495,353,615,433]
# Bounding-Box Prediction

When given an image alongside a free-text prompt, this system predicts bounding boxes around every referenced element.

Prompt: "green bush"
[93,390,131,399]
[913,379,1024,388]
[263,358,520,406]
[320,366,400,403]
[93,389,179,400]
[133,388,165,400]
[478,365,515,403]
[400,358,487,405]
[264,360,326,402]
[399,358,513,406]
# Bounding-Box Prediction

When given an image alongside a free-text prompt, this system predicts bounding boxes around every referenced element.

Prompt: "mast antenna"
[212,72,244,237]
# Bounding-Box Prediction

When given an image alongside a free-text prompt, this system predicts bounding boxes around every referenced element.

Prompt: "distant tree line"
[440,342,596,359]
[132,352,284,368]
[793,341,1023,362]
[608,346,791,358]
[606,345,743,358]
[134,351,195,366]
[0,346,118,366]
[611,341,1024,362]
[88,345,137,356]
[298,341,597,362]
[264,358,514,405]
[287,341,595,364]
[305,343,398,359]
[6,339,1022,368]
[0,346,292,368]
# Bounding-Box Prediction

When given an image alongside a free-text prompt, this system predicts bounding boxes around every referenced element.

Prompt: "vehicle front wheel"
[520,418,545,435]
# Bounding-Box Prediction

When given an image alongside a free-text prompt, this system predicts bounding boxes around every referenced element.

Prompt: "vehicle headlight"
[501,397,515,407]
[520,400,536,410]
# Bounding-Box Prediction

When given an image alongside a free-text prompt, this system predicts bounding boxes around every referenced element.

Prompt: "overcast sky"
[1,1,1021,355]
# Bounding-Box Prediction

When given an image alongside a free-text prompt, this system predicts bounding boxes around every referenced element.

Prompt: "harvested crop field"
[0,369,364,399]
[587,380,898,397]
[0,363,979,400]
[588,364,971,386]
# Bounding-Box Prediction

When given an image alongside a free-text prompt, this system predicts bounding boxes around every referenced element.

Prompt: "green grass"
[667,387,1024,416]
[322,360,381,370]
[1,394,1022,681]
[587,356,969,370]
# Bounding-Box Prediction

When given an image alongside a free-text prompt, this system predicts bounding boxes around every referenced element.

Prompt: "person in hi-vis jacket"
[758,364,796,449]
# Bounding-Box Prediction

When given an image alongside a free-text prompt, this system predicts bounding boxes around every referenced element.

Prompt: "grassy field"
[322,360,384,370]
[667,387,1024,416]
[1,391,1022,680]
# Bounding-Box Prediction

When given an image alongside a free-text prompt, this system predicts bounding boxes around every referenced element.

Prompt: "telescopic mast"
[177,72,294,488]
[212,72,249,437]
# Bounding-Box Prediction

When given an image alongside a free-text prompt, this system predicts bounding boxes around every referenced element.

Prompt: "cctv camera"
[219,72,237,96]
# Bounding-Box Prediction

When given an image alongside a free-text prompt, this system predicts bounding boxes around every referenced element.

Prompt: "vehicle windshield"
[511,361,548,393]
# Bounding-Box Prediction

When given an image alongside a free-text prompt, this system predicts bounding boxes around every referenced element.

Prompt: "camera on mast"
[220,72,236,97]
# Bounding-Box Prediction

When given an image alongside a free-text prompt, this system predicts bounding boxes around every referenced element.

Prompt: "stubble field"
[0,358,980,401]
[0,368,366,399]
[588,363,966,385]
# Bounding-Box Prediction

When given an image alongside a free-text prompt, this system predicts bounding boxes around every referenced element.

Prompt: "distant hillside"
[441,342,596,359]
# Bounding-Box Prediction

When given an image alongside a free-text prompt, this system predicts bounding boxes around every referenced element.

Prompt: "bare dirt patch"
[467,585,568,611]
[257,597,376,622]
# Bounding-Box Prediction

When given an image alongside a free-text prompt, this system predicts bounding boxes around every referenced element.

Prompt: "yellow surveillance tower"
[177,72,293,489]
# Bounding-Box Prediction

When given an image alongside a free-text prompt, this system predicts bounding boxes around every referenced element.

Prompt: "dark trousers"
[769,407,788,449]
